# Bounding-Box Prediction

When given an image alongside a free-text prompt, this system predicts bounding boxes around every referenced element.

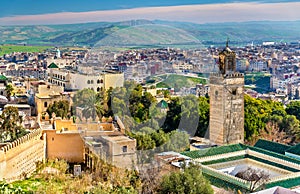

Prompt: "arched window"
[97,79,100,84]
[100,79,103,83]
[87,80,90,84]
[91,80,94,84]
[97,87,100,92]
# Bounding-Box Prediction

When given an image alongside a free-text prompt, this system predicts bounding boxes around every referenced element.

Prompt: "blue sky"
[2,0,299,17]
[0,0,300,25]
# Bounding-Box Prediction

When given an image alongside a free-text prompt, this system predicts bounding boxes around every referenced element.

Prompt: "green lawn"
[245,73,271,93]
[156,74,206,90]
[0,45,51,55]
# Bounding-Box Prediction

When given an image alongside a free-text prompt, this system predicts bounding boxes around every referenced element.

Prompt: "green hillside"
[1,20,300,47]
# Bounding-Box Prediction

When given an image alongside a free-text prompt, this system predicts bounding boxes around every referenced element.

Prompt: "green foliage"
[162,97,182,132]
[0,182,25,194]
[244,95,300,141]
[196,97,209,137]
[162,96,209,137]
[129,85,156,122]
[6,159,140,193]
[163,130,190,152]
[286,101,300,120]
[158,164,213,194]
[46,100,69,119]
[0,106,27,142]
[5,84,13,101]
[73,88,105,119]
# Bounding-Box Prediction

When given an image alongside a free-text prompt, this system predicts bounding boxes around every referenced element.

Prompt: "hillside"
[0,20,300,47]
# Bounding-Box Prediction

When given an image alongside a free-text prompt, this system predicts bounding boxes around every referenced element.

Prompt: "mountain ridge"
[0,19,299,47]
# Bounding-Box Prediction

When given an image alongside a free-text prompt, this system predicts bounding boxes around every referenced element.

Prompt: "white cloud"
[0,2,300,25]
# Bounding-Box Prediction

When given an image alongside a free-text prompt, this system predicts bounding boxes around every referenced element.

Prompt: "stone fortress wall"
[0,129,45,182]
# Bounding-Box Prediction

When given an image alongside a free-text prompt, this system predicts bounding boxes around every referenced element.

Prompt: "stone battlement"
[0,129,42,153]
[210,72,244,78]
[0,129,45,182]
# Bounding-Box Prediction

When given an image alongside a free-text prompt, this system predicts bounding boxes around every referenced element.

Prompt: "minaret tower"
[209,40,244,145]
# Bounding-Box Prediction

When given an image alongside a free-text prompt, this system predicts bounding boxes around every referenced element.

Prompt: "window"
[122,146,128,153]
[44,102,48,108]
[97,79,100,84]
[91,80,94,84]
[87,80,90,84]
[97,87,100,92]
[100,79,103,83]
[232,89,237,95]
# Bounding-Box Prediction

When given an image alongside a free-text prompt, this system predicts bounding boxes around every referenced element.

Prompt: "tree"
[235,167,270,191]
[286,101,300,120]
[0,106,27,142]
[129,84,156,122]
[196,96,209,137]
[159,163,213,194]
[73,89,105,120]
[5,84,13,101]
[247,122,292,145]
[162,97,182,132]
[46,100,70,119]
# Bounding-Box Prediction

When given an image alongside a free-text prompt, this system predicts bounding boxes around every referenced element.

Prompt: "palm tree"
[5,84,13,101]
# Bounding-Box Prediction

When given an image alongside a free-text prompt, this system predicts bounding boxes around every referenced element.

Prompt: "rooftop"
[254,139,291,155]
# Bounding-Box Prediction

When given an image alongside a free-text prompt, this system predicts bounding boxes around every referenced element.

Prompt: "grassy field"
[245,73,271,93]
[0,45,51,55]
[156,74,206,91]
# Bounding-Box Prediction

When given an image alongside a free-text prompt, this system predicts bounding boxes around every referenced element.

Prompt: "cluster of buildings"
[156,44,300,193]
[1,41,300,192]
[0,47,133,182]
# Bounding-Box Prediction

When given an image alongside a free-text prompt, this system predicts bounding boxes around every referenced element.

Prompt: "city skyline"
[0,1,300,25]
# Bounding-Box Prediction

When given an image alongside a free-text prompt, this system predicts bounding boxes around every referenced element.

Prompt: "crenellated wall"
[0,129,45,182]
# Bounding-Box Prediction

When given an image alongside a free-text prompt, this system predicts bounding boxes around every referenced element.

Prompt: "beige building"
[46,58,76,69]
[34,83,71,116]
[47,66,124,92]
[0,115,136,181]
[47,117,136,168]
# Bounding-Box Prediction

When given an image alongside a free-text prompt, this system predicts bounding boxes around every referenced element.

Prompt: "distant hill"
[0,20,300,47]
[95,24,201,47]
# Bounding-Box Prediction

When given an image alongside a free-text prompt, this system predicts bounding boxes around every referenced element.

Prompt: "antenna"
[226,37,230,47]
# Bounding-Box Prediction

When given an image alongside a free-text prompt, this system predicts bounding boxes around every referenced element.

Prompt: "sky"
[0,0,300,25]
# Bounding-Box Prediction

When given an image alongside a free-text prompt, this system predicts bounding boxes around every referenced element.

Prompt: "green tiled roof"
[266,176,300,189]
[254,139,291,154]
[48,62,59,68]
[286,144,300,156]
[181,144,247,159]
[0,75,7,81]
[157,100,168,109]
[248,146,300,165]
